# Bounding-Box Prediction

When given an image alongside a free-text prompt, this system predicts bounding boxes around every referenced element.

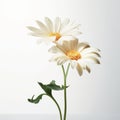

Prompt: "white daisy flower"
[48,38,100,76]
[27,17,81,44]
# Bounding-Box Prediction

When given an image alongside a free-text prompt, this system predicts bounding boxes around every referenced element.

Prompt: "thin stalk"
[50,95,63,120]
[62,63,70,120]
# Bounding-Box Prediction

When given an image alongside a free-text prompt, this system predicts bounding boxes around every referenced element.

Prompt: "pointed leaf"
[38,82,52,96]
[28,94,45,104]
[47,80,65,90]
[38,80,69,93]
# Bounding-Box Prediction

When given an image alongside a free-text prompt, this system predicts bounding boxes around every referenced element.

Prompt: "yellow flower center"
[49,32,61,41]
[66,50,81,60]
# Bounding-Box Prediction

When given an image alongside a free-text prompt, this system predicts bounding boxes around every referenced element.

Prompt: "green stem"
[50,95,62,120]
[62,63,70,120]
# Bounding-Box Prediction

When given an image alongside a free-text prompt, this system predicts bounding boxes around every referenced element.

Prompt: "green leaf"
[38,80,68,93]
[47,80,66,90]
[38,82,52,96]
[28,94,45,104]
[28,80,69,104]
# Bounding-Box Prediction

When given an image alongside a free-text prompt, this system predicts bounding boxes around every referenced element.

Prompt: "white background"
[0,0,120,119]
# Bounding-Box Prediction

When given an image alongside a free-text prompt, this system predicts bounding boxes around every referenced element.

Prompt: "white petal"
[70,39,79,50]
[54,17,61,32]
[64,39,78,50]
[82,52,101,58]
[55,42,67,54]
[48,46,62,53]
[60,26,73,35]
[58,36,76,44]
[61,23,80,35]
[46,36,56,42]
[30,32,46,37]
[27,26,41,33]
[37,36,55,44]
[60,18,70,30]
[78,42,90,52]
[86,65,91,73]
[45,17,53,32]
[62,18,70,26]
[36,20,49,33]
[81,47,100,54]
[69,23,81,30]
[81,53,100,58]
[49,55,68,65]
[70,60,77,68]
[84,56,100,64]
[57,57,68,65]
[71,31,82,36]
[76,63,83,76]
[57,36,78,50]
[91,52,101,57]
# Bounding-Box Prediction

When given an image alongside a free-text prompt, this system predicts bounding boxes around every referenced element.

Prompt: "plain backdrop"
[0,0,120,119]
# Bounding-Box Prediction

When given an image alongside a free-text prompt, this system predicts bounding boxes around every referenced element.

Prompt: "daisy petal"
[30,33,44,37]
[60,18,70,30]
[92,52,101,57]
[36,20,49,33]
[70,23,81,30]
[71,39,78,50]
[45,17,53,32]
[48,46,62,53]
[82,52,101,58]
[54,17,61,32]
[71,31,82,36]
[76,63,83,76]
[86,65,91,73]
[62,18,70,26]
[61,23,80,35]
[81,47,100,54]
[57,57,68,65]
[57,36,76,44]
[57,37,78,51]
[78,42,90,52]
[27,26,41,33]
[70,60,77,68]
[85,56,100,64]
[50,55,68,65]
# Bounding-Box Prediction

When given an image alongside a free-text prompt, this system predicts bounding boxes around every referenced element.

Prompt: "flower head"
[27,17,81,44]
[49,38,100,76]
